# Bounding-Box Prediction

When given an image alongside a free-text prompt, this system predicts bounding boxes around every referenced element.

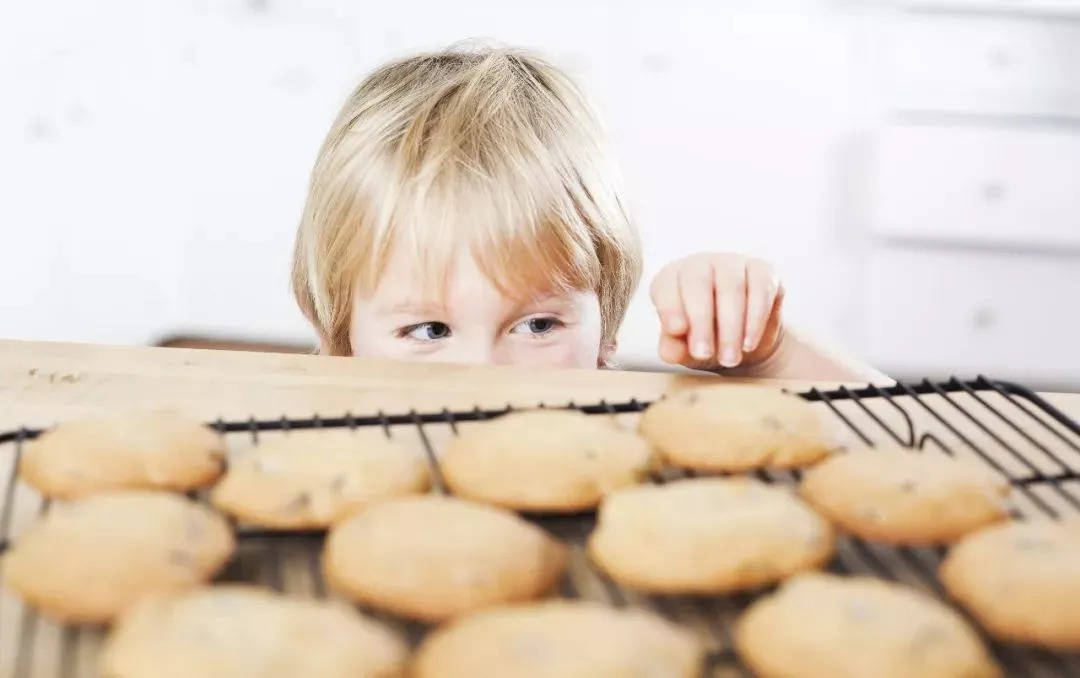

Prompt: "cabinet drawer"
[871,124,1080,248]
[888,15,1080,117]
[903,1,1080,15]
[865,248,1080,383]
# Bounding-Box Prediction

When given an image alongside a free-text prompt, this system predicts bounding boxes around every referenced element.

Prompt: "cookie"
[799,448,1010,544]
[588,477,834,593]
[441,409,656,512]
[412,600,704,678]
[2,491,234,623]
[323,495,567,621]
[211,429,429,529]
[20,411,226,499]
[940,520,1080,649]
[735,573,1000,678]
[100,586,408,678]
[638,385,833,471]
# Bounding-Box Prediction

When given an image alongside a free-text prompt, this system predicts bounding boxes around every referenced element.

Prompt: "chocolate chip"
[283,492,311,512]
[908,626,944,656]
[185,517,206,540]
[845,600,874,622]
[761,415,783,431]
[168,549,194,567]
[859,507,882,522]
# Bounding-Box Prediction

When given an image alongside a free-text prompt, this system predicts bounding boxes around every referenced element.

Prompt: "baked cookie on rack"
[2,491,234,623]
[940,520,1080,650]
[19,411,226,499]
[323,495,567,621]
[799,448,1010,544]
[638,385,834,471]
[412,600,704,678]
[588,477,834,593]
[441,409,656,512]
[211,429,430,529]
[735,573,1000,678]
[100,585,408,678]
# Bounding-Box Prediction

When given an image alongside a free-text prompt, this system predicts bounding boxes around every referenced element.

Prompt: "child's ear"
[598,340,617,368]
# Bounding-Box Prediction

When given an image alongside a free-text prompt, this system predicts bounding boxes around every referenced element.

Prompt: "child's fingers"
[657,333,689,365]
[714,265,747,368]
[648,270,688,336]
[743,259,781,352]
[677,265,716,361]
[743,286,785,365]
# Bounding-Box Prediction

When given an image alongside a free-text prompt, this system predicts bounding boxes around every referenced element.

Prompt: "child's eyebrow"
[508,295,580,316]
[379,300,447,315]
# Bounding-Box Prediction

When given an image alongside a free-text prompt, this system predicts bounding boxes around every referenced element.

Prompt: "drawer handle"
[972,307,997,331]
[989,47,1014,72]
[981,182,1007,203]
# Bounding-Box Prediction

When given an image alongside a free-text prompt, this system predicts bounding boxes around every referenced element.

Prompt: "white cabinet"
[869,8,1080,387]
[887,15,1080,118]
[872,124,1080,248]
[865,248,1080,382]
[903,1,1080,15]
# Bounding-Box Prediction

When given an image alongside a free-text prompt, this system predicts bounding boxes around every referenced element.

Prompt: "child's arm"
[649,253,887,383]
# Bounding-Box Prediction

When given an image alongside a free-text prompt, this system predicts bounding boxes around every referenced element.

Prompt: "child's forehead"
[370,242,576,313]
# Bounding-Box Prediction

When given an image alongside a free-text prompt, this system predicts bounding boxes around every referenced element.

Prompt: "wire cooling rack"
[1,376,1079,678]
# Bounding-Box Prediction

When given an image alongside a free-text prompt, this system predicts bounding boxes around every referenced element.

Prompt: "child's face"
[349,244,607,368]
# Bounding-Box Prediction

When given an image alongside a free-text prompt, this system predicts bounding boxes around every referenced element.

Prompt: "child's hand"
[649,253,784,370]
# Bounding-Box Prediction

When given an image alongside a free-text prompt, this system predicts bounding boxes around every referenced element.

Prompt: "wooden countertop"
[2,339,1079,678]
[0,339,1076,430]
[0,339,810,431]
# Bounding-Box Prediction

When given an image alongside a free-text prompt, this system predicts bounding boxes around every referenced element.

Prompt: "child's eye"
[510,316,564,336]
[401,322,452,341]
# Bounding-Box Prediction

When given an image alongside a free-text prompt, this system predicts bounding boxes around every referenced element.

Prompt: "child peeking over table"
[292,45,879,381]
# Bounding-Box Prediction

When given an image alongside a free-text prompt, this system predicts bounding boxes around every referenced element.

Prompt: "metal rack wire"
[1,376,1079,677]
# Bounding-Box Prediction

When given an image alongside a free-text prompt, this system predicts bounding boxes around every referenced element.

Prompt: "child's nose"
[440,339,496,366]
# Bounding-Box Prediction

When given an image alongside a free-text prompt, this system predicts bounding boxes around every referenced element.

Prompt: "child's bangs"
[369,166,603,306]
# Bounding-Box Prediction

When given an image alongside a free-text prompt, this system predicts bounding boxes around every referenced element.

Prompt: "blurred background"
[1,0,1077,389]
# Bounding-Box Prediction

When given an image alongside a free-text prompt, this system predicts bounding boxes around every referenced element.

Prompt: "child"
[292,46,879,381]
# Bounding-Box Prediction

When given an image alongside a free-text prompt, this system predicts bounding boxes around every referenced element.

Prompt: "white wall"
[1,0,1077,386]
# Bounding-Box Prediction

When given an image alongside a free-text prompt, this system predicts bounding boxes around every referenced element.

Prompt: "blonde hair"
[292,46,642,356]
